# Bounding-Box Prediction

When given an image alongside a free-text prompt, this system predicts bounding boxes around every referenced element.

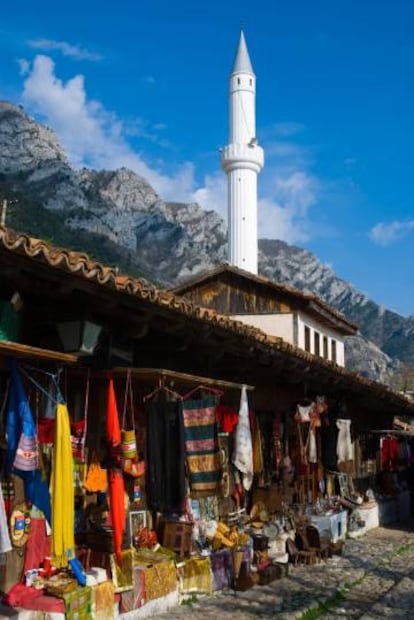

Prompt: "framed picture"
[129,510,147,539]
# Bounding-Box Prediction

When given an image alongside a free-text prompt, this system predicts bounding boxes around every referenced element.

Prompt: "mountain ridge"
[0,101,411,386]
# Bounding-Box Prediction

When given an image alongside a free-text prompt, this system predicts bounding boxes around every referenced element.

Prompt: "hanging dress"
[233,387,253,491]
[336,419,353,463]
[145,397,186,513]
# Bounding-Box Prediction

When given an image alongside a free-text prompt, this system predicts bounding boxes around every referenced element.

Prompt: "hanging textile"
[106,377,125,564]
[381,436,399,471]
[0,482,12,554]
[145,397,186,513]
[121,370,137,461]
[336,419,354,463]
[272,416,283,475]
[252,414,264,475]
[320,410,338,471]
[5,359,51,523]
[23,517,51,571]
[182,393,221,496]
[51,403,75,567]
[308,428,317,464]
[232,386,253,491]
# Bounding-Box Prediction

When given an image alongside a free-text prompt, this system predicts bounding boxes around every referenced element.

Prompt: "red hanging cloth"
[106,376,125,564]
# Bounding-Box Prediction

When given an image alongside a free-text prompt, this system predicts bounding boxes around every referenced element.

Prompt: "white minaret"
[221,30,264,274]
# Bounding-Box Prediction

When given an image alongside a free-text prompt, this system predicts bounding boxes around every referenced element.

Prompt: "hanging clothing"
[106,377,125,564]
[23,517,50,572]
[216,404,238,434]
[145,397,186,513]
[252,414,264,475]
[272,416,283,474]
[382,436,399,470]
[6,359,51,523]
[336,419,353,463]
[256,412,273,483]
[308,428,317,464]
[320,414,338,471]
[182,394,221,496]
[51,403,75,567]
[0,482,12,554]
[232,387,253,491]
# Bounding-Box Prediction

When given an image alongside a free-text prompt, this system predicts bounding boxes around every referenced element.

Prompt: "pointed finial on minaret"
[231,29,254,75]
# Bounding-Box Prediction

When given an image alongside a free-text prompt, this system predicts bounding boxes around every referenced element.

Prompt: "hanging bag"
[84,451,108,493]
[121,372,145,478]
[70,372,90,465]
[13,398,39,472]
[121,371,137,461]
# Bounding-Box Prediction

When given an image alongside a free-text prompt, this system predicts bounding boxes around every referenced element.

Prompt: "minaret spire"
[231,30,253,75]
[221,30,264,274]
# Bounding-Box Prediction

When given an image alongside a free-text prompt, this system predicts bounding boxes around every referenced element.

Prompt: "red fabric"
[71,420,85,435]
[3,583,64,612]
[37,418,55,443]
[216,404,238,433]
[23,518,51,572]
[107,377,121,451]
[106,377,125,564]
[382,437,399,470]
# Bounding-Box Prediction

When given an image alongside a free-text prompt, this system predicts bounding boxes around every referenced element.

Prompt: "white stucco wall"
[231,311,346,367]
[231,313,295,341]
[296,312,345,366]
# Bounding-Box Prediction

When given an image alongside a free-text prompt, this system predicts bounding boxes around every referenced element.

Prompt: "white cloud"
[369,220,414,246]
[191,168,319,244]
[258,171,319,242]
[191,172,227,218]
[262,122,305,139]
[22,55,196,201]
[19,55,323,242]
[27,39,102,61]
[17,58,30,76]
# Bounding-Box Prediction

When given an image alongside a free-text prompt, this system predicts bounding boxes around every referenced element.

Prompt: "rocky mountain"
[0,101,412,385]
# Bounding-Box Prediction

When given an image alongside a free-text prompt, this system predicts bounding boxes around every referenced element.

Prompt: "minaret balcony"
[221,143,264,173]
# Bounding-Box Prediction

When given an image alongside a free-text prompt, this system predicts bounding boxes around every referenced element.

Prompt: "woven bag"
[13,433,38,471]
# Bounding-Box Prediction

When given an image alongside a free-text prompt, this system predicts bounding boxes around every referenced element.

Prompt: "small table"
[309,510,347,543]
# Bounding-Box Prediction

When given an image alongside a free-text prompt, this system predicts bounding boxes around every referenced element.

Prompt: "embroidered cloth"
[181,395,220,496]
[232,387,253,490]
[177,557,212,594]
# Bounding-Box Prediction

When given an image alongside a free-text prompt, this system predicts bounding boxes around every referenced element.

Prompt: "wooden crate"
[162,521,193,558]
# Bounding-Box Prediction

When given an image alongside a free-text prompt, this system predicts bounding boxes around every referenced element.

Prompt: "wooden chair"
[294,527,322,562]
[286,537,316,565]
[305,525,331,560]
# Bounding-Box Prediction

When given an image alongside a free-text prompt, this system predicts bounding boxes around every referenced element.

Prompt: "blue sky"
[1,0,414,316]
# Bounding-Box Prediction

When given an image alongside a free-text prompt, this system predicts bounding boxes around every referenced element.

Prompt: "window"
[304,326,311,352]
[237,77,241,85]
[323,336,328,359]
[331,339,337,363]
[314,332,320,357]
[249,78,252,85]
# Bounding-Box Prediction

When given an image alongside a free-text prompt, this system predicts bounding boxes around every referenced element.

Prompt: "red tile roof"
[0,225,412,410]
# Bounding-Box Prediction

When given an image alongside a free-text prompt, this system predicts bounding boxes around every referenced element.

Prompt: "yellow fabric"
[177,557,212,594]
[51,403,75,567]
[110,548,134,592]
[91,581,115,620]
[253,419,264,474]
[142,560,177,601]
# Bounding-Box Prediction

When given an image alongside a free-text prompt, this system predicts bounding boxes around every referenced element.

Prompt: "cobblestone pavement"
[154,520,414,619]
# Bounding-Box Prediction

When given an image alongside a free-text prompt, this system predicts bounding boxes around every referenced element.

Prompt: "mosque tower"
[221,30,264,274]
